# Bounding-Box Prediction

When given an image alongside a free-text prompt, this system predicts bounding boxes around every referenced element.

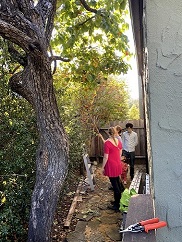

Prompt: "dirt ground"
[51,168,82,241]
[51,162,133,242]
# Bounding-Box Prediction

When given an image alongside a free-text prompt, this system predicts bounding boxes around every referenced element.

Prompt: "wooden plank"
[129,170,142,193]
[64,180,83,228]
[83,154,94,191]
[145,174,150,194]
[122,194,155,242]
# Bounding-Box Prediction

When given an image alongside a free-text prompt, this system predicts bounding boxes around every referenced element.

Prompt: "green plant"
[0,72,37,241]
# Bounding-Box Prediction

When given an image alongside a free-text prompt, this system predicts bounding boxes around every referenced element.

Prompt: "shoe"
[107,205,120,212]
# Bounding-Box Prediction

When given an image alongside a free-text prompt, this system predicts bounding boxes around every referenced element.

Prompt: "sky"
[121,13,139,100]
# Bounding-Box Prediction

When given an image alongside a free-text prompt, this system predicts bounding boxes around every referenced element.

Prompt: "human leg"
[109,177,122,210]
[122,150,130,159]
[119,176,125,192]
[129,151,135,180]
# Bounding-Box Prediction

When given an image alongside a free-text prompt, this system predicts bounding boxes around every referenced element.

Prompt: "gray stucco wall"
[145,1,182,241]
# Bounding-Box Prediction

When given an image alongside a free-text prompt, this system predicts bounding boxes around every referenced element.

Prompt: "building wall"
[145,1,182,241]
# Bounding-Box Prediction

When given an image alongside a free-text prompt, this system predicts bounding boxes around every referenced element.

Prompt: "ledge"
[122,194,156,242]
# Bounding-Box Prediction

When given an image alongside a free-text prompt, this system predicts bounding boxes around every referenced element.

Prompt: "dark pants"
[122,150,135,180]
[109,177,124,208]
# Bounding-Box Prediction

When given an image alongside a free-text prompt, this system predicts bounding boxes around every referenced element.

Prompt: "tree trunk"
[31,61,68,242]
[10,54,69,242]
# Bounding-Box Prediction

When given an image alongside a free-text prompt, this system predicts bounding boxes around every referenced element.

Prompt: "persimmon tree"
[75,75,129,151]
[76,76,129,127]
[53,71,129,156]
[0,0,130,241]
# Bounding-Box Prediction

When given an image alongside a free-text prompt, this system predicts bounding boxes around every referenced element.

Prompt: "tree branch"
[0,19,41,55]
[35,0,57,45]
[0,0,18,12]
[79,0,108,18]
[15,0,34,17]
[76,15,95,27]
[50,56,70,75]
[0,1,34,27]
[10,65,21,75]
[36,0,53,25]
[79,0,97,14]
[45,1,57,43]
[50,56,71,62]
[0,1,52,49]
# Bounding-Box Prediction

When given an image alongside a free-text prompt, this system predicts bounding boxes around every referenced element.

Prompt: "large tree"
[0,0,130,241]
[0,1,68,241]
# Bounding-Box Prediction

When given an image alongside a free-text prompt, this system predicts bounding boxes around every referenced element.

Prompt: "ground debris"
[52,164,127,242]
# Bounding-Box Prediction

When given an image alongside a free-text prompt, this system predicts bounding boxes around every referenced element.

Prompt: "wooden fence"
[89,119,146,163]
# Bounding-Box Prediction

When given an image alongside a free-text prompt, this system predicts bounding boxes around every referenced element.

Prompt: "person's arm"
[134,132,138,147]
[120,148,122,158]
[121,132,125,148]
[101,153,108,174]
[118,140,122,158]
[98,133,106,143]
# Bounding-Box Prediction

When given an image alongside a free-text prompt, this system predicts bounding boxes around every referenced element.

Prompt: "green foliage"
[0,39,38,241]
[76,75,129,127]
[0,87,37,241]
[128,102,140,120]
[52,0,132,83]
[0,176,35,242]
[54,70,129,156]
[53,72,84,167]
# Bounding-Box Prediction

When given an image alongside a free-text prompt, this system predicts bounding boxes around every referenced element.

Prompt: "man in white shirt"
[122,123,138,180]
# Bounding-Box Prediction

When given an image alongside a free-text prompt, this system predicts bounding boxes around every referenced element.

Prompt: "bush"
[0,78,37,241]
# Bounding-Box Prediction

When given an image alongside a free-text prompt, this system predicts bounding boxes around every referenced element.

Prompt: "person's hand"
[97,133,106,143]
[121,156,126,161]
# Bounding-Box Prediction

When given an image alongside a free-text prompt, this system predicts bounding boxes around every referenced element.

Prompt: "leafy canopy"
[52,0,130,83]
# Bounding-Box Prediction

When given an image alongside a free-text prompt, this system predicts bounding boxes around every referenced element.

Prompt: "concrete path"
[65,165,127,242]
